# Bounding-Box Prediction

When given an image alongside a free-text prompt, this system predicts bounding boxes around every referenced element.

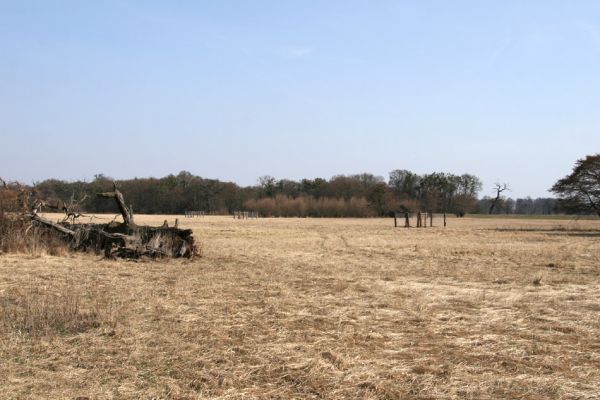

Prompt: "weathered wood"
[22,184,198,260]
[28,213,75,236]
[97,183,134,226]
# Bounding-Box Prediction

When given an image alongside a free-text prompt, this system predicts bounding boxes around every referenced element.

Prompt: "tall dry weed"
[0,282,121,337]
[0,214,69,256]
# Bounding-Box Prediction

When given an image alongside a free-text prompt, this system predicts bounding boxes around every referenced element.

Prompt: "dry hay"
[0,215,599,399]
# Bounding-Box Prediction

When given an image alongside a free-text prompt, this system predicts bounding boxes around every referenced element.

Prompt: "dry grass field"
[1,215,599,399]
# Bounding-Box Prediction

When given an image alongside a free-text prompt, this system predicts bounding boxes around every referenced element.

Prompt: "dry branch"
[28,213,75,237]
[97,183,134,226]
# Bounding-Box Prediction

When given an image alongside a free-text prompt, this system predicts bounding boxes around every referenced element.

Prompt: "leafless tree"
[488,183,509,214]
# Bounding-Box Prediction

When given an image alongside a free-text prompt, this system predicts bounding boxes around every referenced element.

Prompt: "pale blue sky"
[1,1,599,198]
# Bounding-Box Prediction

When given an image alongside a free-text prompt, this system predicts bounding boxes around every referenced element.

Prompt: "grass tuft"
[0,283,120,337]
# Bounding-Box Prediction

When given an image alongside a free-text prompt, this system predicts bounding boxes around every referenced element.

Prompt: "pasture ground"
[1,215,599,399]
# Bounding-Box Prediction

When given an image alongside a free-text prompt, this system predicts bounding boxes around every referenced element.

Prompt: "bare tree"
[488,183,509,214]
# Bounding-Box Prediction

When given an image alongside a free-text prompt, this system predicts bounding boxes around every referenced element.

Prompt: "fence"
[185,211,205,218]
[233,210,259,219]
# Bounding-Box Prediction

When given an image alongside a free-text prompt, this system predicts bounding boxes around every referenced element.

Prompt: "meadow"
[1,215,599,399]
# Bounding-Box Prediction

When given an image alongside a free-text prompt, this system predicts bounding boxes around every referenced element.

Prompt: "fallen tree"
[2,180,198,259]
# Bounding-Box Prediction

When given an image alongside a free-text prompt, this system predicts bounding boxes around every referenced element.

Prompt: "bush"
[244,195,374,217]
[0,182,70,255]
[0,214,68,256]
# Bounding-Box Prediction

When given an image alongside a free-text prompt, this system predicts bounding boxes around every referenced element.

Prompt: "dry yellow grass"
[1,215,599,399]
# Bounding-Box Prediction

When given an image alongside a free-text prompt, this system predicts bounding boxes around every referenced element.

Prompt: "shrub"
[244,195,374,217]
[0,182,68,255]
[0,214,68,256]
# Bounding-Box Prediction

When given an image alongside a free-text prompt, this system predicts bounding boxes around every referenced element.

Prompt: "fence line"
[233,210,259,219]
[185,211,205,218]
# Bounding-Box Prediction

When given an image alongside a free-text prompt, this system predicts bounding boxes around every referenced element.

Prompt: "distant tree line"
[28,170,481,217]
[20,165,594,217]
[478,197,559,215]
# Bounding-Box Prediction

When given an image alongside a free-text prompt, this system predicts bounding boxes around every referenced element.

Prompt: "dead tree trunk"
[97,183,134,226]
[21,182,198,260]
[29,213,75,236]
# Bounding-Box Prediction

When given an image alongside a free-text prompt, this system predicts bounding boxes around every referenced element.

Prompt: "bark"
[97,183,134,226]
[28,213,75,236]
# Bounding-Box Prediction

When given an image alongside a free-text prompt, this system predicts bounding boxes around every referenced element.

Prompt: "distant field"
[466,213,599,220]
[1,215,599,399]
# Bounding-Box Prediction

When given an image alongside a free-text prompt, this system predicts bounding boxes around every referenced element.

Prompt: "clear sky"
[1,1,598,198]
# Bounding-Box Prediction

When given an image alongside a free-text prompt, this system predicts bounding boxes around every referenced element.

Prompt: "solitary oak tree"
[551,154,600,217]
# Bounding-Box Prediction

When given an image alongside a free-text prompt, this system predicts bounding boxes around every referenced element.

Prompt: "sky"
[1,1,599,198]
